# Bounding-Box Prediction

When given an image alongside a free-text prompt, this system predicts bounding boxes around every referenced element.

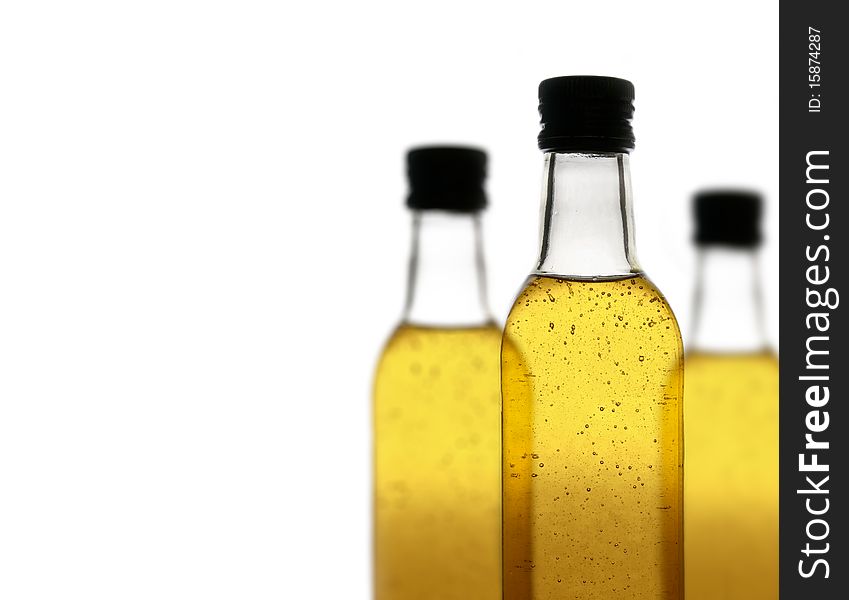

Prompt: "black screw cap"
[694,189,763,247]
[406,146,487,212]
[538,75,636,153]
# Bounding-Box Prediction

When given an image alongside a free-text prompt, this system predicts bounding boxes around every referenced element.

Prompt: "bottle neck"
[403,211,492,327]
[690,247,767,353]
[535,152,640,279]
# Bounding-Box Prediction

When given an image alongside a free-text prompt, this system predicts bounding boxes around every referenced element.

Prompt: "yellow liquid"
[502,275,683,599]
[374,324,502,600]
[684,352,778,599]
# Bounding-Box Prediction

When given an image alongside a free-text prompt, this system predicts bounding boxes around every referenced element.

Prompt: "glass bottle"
[502,76,683,599]
[374,147,501,600]
[684,190,778,599]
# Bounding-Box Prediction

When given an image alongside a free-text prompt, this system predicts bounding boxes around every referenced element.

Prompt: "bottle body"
[502,275,683,599]
[682,222,777,599]
[683,351,778,599]
[503,77,682,598]
[374,324,502,599]
[373,174,501,600]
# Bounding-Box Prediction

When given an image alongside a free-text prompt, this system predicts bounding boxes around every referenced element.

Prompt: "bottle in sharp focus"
[684,190,778,599]
[501,76,683,599]
[374,147,501,600]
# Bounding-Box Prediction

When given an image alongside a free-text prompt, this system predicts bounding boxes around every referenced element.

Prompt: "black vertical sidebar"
[780,2,848,598]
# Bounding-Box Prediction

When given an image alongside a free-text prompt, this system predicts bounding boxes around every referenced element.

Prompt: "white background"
[0,1,777,598]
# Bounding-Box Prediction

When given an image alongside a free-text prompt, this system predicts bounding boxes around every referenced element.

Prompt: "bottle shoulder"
[685,350,779,373]
[503,274,683,367]
[374,322,503,398]
[506,275,679,325]
[377,322,502,367]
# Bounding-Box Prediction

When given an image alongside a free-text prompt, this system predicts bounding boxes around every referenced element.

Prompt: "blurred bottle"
[684,190,778,599]
[502,77,683,599]
[373,147,501,600]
